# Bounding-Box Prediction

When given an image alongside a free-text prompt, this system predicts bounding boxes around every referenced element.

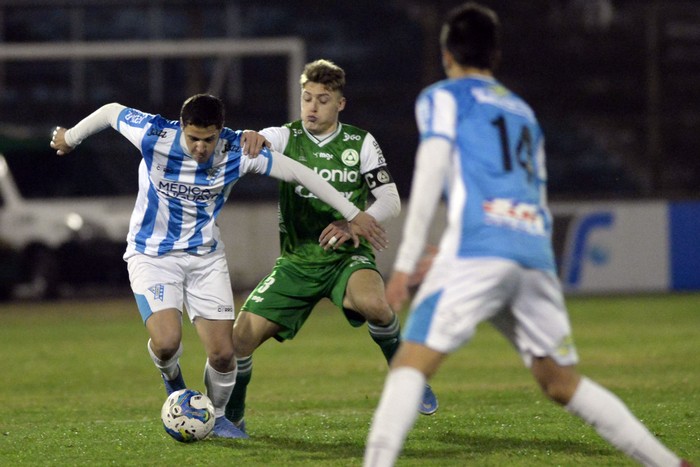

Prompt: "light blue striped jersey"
[416,75,556,272]
[114,107,273,258]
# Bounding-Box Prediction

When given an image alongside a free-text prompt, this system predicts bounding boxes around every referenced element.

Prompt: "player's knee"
[150,337,181,361]
[233,338,255,359]
[536,373,579,405]
[354,296,393,324]
[207,349,235,373]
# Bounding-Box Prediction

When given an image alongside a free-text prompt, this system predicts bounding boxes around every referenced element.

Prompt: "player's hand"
[407,244,438,287]
[319,220,355,251]
[385,271,411,312]
[49,126,74,156]
[241,130,271,158]
[349,212,388,251]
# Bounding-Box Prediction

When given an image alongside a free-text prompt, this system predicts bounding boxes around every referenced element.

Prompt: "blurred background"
[0,0,698,299]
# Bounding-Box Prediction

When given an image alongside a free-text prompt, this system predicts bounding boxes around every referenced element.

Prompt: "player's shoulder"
[118,107,168,129]
[335,123,371,147]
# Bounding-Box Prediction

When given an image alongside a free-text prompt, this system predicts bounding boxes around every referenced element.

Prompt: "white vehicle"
[0,152,134,299]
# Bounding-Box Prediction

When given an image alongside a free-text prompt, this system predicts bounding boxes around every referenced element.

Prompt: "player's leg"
[512,268,684,466]
[365,257,514,467]
[145,309,186,394]
[364,342,446,467]
[531,357,684,467]
[185,250,247,439]
[342,266,438,415]
[226,311,283,427]
[225,260,320,429]
[344,268,398,361]
[127,254,187,395]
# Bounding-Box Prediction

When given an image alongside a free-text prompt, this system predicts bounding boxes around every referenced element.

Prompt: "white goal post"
[0,37,306,120]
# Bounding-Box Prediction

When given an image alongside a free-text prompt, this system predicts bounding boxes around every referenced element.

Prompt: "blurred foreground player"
[363,3,693,466]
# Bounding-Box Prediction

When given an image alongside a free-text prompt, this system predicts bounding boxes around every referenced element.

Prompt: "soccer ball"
[161,388,215,442]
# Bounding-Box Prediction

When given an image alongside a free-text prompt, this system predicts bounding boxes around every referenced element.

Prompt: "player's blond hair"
[300,59,345,94]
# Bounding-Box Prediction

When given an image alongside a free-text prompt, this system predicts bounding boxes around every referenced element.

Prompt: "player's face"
[182,124,221,163]
[300,82,346,136]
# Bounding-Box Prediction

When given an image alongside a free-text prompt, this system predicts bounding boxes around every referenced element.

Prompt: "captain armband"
[363,166,395,190]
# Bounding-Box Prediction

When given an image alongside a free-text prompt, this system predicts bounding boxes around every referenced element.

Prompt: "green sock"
[225,356,253,423]
[367,314,401,364]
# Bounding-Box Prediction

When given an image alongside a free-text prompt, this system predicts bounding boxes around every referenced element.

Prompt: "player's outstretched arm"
[50,103,125,156]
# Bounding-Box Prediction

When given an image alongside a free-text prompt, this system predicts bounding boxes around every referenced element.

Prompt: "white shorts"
[127,249,235,323]
[403,257,579,367]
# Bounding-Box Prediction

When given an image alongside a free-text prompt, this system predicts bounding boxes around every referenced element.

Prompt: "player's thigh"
[241,260,322,340]
[145,308,183,352]
[183,250,235,321]
[343,267,391,322]
[233,311,284,357]
[193,317,235,370]
[405,258,518,354]
[496,268,579,367]
[127,253,186,323]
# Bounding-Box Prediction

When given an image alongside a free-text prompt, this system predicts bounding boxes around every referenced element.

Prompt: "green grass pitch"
[0,293,698,466]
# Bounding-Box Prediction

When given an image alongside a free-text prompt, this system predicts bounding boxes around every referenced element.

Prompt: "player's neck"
[448,65,493,80]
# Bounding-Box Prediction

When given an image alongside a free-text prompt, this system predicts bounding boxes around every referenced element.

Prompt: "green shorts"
[240,253,378,341]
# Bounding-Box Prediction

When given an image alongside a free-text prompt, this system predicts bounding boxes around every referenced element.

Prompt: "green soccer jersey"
[261,121,388,265]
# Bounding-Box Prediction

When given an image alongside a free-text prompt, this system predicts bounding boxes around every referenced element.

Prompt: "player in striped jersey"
[50,93,386,440]
[225,60,438,433]
[364,3,690,467]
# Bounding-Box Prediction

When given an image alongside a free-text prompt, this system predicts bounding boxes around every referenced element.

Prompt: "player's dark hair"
[440,2,501,70]
[180,94,225,129]
[300,59,345,94]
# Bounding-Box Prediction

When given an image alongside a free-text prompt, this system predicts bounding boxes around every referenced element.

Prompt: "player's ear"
[338,96,346,112]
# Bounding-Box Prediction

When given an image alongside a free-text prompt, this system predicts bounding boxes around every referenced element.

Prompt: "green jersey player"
[226,59,438,432]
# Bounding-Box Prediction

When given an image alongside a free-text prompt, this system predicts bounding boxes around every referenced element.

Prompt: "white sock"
[204,359,237,418]
[364,367,426,467]
[147,339,182,380]
[566,377,680,467]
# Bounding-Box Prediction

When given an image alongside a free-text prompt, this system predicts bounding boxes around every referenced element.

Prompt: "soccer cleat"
[211,416,249,439]
[161,365,187,396]
[234,418,246,434]
[419,384,438,415]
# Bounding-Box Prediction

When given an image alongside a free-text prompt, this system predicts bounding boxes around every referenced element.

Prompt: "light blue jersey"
[416,76,555,272]
[114,107,273,258]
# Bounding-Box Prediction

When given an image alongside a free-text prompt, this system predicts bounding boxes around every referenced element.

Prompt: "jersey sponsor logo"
[483,198,546,236]
[472,86,535,120]
[291,128,303,137]
[249,295,264,303]
[363,166,394,189]
[343,132,361,142]
[158,180,215,202]
[315,151,334,161]
[341,149,359,167]
[156,164,176,174]
[148,127,167,138]
[294,185,352,200]
[348,254,371,268]
[372,139,385,160]
[312,166,359,183]
[123,109,149,126]
[217,305,233,313]
[148,284,165,301]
